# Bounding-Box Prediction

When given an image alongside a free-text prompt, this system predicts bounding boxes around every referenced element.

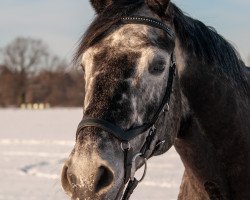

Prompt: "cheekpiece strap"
[122,179,139,200]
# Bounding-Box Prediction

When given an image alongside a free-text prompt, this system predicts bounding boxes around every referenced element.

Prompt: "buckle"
[163,103,170,113]
[121,142,131,151]
[149,125,156,135]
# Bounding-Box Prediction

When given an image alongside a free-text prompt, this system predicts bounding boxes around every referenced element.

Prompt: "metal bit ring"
[130,153,147,182]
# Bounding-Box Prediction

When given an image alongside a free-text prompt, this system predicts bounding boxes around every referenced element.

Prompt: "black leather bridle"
[76,16,176,200]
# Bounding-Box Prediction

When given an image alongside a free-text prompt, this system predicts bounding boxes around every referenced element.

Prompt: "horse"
[61,0,250,199]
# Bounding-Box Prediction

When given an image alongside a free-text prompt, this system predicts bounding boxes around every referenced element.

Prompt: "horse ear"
[146,0,170,16]
[90,0,113,14]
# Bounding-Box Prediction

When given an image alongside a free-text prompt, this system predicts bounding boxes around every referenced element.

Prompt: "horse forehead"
[81,23,155,63]
[81,22,173,81]
[105,24,152,48]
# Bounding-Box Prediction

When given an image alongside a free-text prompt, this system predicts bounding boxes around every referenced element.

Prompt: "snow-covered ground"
[0,108,184,200]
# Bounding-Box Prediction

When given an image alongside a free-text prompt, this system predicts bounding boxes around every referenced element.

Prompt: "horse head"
[61,0,183,199]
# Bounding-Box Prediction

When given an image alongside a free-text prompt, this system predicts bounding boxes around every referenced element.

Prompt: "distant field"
[0,108,184,200]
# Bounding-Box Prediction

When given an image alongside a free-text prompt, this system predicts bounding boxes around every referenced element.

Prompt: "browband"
[121,16,175,39]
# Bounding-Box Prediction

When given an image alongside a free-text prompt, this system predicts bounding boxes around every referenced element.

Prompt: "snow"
[0,108,184,200]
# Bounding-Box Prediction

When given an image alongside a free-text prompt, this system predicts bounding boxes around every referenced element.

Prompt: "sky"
[0,0,249,62]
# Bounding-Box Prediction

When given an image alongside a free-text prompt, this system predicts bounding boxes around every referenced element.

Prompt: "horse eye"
[148,59,166,75]
[153,65,165,72]
[80,63,85,73]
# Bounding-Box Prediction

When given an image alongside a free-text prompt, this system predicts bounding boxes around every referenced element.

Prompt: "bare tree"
[0,65,21,106]
[26,69,84,107]
[2,37,50,74]
[0,37,66,105]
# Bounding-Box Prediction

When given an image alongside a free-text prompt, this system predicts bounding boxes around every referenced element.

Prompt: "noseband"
[76,16,176,200]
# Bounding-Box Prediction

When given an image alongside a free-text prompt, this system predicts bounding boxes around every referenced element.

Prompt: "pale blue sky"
[0,0,249,62]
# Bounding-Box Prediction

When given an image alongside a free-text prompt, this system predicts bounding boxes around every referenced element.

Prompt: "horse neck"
[174,41,250,199]
[175,46,249,150]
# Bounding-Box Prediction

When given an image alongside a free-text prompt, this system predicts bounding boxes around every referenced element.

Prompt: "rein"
[76,16,176,200]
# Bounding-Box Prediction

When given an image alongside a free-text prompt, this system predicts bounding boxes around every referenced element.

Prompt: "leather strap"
[121,16,176,39]
[123,147,134,183]
[122,179,139,200]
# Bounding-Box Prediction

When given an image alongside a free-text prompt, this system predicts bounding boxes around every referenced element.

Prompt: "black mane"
[169,4,248,91]
[75,1,248,91]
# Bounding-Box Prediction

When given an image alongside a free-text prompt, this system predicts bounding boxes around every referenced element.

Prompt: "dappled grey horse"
[61,0,250,199]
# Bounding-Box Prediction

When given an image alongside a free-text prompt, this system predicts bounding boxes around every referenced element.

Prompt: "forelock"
[73,1,144,65]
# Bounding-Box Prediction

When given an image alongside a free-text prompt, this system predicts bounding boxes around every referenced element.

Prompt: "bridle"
[76,16,176,200]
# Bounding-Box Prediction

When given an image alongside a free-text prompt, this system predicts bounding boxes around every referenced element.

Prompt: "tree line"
[0,37,84,107]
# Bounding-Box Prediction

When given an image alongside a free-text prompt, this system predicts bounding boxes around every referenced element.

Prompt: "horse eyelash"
[80,63,85,73]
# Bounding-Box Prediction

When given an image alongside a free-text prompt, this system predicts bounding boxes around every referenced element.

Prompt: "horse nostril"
[95,165,114,193]
[61,165,73,196]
